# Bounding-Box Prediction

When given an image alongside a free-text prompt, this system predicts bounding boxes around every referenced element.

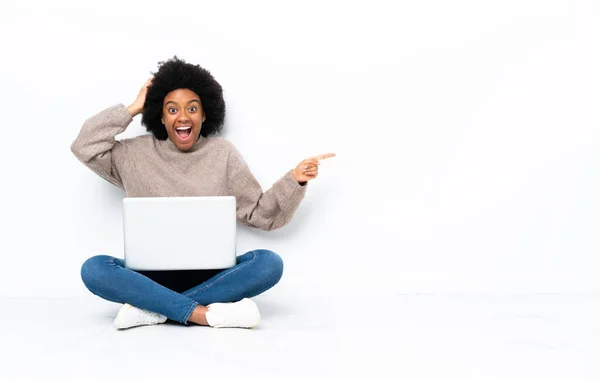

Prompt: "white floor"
[1,293,599,379]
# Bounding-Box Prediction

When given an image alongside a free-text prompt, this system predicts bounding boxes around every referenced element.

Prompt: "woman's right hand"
[127,78,153,117]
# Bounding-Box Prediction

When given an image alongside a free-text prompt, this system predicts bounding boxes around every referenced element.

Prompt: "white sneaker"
[205,298,261,328]
[113,303,168,330]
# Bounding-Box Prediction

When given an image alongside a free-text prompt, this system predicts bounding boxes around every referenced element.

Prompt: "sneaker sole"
[114,303,134,329]
[240,298,262,328]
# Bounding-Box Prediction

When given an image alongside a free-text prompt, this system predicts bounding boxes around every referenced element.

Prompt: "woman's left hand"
[291,153,336,183]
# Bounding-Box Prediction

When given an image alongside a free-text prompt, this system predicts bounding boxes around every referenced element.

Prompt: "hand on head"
[127,78,153,117]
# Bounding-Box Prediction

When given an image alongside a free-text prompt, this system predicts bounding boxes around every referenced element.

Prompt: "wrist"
[291,169,300,182]
[127,103,142,117]
[291,169,307,186]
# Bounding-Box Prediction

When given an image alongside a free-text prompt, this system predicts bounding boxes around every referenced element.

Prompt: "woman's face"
[161,88,206,151]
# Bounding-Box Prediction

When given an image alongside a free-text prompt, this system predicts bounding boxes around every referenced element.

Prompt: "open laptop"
[122,196,237,271]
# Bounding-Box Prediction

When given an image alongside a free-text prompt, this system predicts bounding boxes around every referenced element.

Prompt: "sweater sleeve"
[227,144,307,231]
[70,104,132,190]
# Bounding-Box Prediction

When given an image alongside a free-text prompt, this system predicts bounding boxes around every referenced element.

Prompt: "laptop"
[122,196,237,271]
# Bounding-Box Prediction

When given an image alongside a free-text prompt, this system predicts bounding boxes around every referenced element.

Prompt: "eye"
[189,106,197,112]
[168,108,177,114]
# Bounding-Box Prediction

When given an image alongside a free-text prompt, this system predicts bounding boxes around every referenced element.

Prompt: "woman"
[71,56,335,329]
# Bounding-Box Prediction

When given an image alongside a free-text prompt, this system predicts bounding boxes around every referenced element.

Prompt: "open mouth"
[175,126,193,140]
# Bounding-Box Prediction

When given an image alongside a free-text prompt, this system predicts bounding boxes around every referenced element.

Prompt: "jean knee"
[80,255,113,292]
[255,249,284,286]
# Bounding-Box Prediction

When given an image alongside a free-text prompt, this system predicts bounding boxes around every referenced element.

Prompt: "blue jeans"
[80,249,283,324]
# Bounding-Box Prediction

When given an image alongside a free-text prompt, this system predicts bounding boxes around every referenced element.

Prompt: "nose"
[177,112,191,122]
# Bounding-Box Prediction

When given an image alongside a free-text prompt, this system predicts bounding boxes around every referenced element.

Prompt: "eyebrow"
[165,99,201,106]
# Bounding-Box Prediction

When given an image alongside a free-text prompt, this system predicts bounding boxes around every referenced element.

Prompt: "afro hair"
[142,56,226,139]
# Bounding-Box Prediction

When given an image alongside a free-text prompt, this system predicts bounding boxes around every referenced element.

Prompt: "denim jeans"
[80,249,283,324]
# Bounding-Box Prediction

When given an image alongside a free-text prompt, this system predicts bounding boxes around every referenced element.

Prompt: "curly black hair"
[142,56,226,139]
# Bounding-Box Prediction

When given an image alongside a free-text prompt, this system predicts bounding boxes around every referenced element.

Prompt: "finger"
[301,159,316,167]
[312,153,336,161]
[302,164,318,173]
[300,162,318,170]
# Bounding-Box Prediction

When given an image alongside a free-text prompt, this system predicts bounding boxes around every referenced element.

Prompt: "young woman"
[71,56,334,329]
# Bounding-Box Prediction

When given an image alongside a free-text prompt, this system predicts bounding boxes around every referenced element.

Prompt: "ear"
[202,111,206,123]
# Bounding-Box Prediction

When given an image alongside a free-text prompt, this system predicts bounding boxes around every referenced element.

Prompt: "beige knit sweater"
[71,104,307,231]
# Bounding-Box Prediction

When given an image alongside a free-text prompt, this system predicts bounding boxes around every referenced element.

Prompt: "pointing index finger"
[313,153,336,161]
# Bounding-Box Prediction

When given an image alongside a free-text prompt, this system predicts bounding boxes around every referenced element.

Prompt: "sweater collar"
[161,135,207,153]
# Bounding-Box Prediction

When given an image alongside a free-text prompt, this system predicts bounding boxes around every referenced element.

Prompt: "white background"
[0,0,599,297]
